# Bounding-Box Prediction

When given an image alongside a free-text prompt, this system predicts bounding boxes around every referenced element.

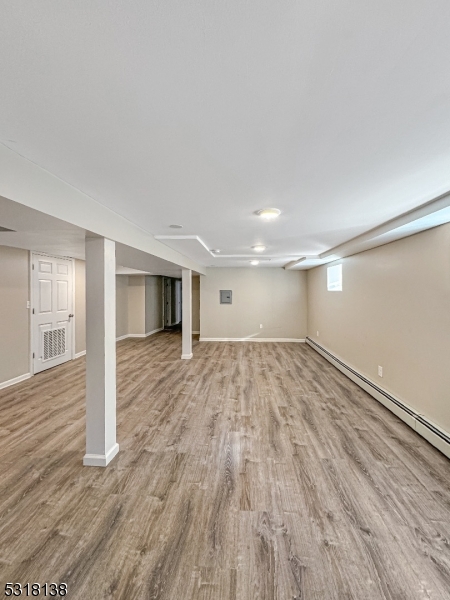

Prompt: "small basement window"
[327,264,342,291]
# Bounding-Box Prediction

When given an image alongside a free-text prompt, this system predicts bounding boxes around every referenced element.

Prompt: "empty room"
[0,2,449,599]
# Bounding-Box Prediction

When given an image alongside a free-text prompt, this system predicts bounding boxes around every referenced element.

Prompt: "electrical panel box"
[220,290,232,304]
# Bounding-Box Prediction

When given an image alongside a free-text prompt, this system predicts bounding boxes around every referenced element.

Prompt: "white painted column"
[83,237,119,467]
[181,269,193,359]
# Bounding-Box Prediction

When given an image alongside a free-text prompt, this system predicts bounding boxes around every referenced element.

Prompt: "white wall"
[307,222,450,434]
[200,268,307,340]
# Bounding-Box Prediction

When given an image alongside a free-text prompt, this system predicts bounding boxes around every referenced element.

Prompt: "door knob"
[69,314,74,318]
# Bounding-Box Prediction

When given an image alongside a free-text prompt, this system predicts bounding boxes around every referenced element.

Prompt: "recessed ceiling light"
[169,224,183,229]
[250,260,260,265]
[256,208,281,220]
[252,245,266,252]
[211,249,221,253]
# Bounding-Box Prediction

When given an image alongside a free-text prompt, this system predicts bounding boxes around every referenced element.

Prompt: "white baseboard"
[145,327,164,337]
[192,331,200,335]
[181,353,193,360]
[0,372,31,390]
[116,328,164,342]
[306,337,450,460]
[199,337,306,343]
[116,334,130,341]
[83,443,119,467]
[75,329,165,358]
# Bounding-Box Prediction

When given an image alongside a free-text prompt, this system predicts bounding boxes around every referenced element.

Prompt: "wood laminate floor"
[0,333,449,599]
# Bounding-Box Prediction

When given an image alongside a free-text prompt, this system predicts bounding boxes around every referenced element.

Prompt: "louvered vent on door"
[43,327,66,361]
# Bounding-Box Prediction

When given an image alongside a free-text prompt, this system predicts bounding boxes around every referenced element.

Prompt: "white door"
[32,253,74,374]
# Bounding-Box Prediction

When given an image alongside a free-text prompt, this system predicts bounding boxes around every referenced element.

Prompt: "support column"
[83,237,119,467]
[181,269,193,359]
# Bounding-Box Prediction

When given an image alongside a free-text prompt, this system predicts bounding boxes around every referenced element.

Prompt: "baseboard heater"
[306,337,450,459]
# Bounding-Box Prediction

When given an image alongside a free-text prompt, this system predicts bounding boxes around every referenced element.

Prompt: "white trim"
[0,373,32,390]
[181,353,193,360]
[72,259,76,360]
[29,251,34,375]
[155,234,216,257]
[116,334,129,341]
[74,350,86,359]
[83,443,120,467]
[145,327,164,337]
[192,331,200,335]
[306,338,450,460]
[199,337,306,343]
[116,328,164,342]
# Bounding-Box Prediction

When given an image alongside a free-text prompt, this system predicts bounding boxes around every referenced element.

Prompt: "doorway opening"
[163,277,182,332]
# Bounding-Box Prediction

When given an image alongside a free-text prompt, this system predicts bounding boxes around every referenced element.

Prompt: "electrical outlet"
[317,331,319,337]
[260,324,263,329]
[27,301,31,309]
[378,366,383,377]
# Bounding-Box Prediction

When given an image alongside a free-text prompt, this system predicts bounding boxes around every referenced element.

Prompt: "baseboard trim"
[145,327,164,337]
[116,328,164,342]
[306,337,450,460]
[83,443,119,467]
[74,329,165,358]
[192,331,200,335]
[181,353,193,360]
[116,334,129,341]
[0,372,31,390]
[199,337,306,343]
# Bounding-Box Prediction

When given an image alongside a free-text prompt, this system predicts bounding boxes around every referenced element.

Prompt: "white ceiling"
[1,1,450,268]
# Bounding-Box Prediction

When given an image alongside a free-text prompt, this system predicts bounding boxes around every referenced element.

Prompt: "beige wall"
[116,275,129,339]
[192,275,200,333]
[0,246,30,384]
[145,276,163,334]
[73,272,163,346]
[74,272,133,349]
[127,275,146,336]
[307,222,450,434]
[200,268,307,340]
[74,259,86,355]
